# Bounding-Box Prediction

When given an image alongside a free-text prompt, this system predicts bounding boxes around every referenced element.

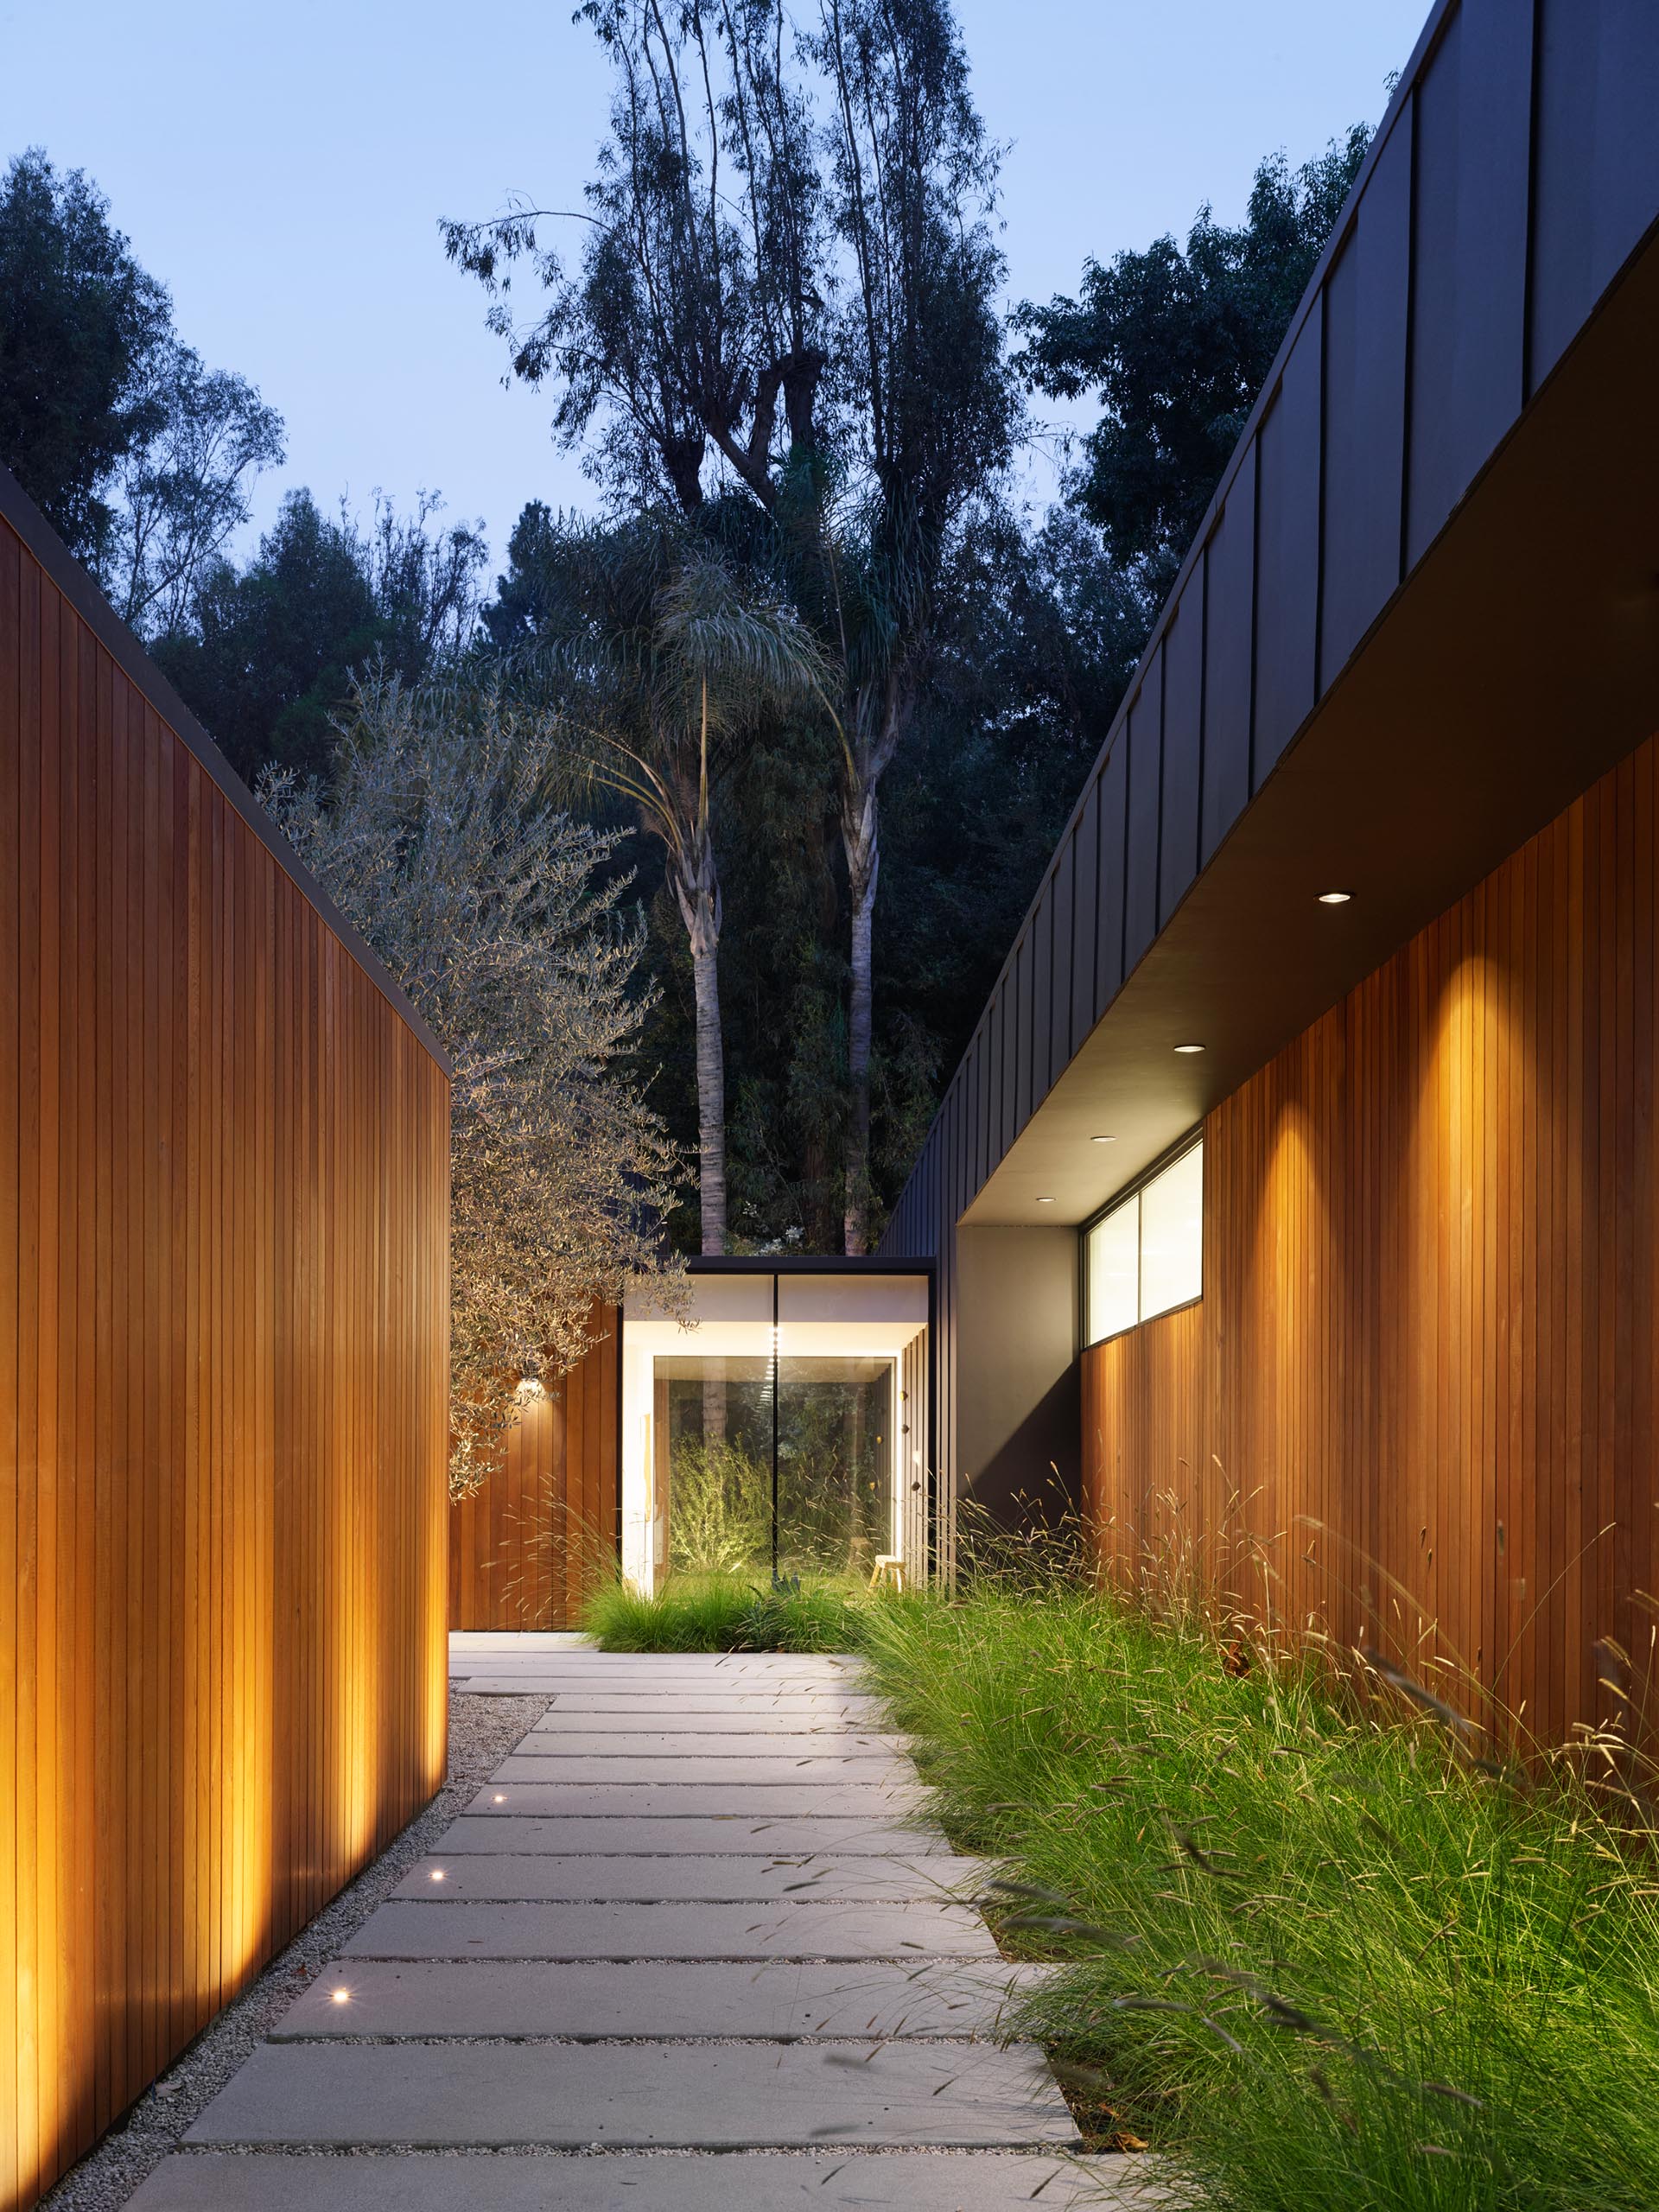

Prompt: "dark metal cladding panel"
[1068,773,1101,1056]
[1531,0,1659,387]
[1159,573,1204,928]
[952,1079,969,1224]
[962,1029,981,1199]
[1321,109,1412,678]
[1014,931,1035,1136]
[1030,886,1053,1109]
[1252,307,1324,787]
[1199,442,1255,863]
[990,992,1009,1173]
[983,1027,1001,1198]
[1124,646,1164,974]
[1094,737,1128,1018]
[1047,838,1075,1096]
[975,1021,991,1191]
[1405,0,1531,568]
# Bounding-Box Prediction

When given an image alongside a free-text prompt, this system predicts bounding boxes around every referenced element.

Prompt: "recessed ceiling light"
[1174,1043,1205,1054]
[1035,1195,1056,1205]
[1091,1134,1116,1145]
[330,1988,351,2005]
[1318,890,1353,906]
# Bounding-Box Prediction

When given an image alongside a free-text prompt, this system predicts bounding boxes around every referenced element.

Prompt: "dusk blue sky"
[1,0,1428,575]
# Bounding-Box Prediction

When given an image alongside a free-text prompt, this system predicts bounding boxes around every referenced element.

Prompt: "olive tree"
[263,669,684,1494]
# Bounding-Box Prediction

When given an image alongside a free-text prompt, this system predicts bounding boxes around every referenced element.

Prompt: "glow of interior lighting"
[1035,1196,1056,1205]
[1174,1043,1205,1054]
[1318,890,1353,905]
[1091,1134,1116,1144]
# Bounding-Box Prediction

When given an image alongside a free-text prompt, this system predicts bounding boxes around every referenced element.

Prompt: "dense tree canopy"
[0,149,169,555]
[155,487,486,785]
[1014,129,1370,596]
[0,149,283,615]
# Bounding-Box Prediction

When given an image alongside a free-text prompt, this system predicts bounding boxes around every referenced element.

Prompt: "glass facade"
[652,1353,895,1579]
[621,1269,930,1594]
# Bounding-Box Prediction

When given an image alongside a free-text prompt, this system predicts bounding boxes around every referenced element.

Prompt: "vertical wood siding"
[448,1314,620,1630]
[0,510,451,2211]
[1084,734,1659,1752]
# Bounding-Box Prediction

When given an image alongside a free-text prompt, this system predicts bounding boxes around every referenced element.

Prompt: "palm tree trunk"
[690,925,728,1255]
[842,778,878,1254]
[674,843,728,1255]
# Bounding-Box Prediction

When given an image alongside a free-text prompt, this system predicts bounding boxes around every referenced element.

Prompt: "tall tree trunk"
[842,774,879,1254]
[674,840,728,1255]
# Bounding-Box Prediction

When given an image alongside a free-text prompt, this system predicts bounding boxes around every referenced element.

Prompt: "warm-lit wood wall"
[448,1314,620,1629]
[1084,733,1659,1753]
[1,500,451,2210]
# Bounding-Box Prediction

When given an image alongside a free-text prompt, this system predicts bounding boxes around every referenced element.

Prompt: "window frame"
[1079,1130,1205,1350]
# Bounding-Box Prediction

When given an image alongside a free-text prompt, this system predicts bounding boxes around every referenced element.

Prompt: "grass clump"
[857,1583,1659,2210]
[580,1572,867,1653]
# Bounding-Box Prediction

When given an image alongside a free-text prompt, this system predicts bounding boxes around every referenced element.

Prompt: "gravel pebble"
[39,1691,549,2212]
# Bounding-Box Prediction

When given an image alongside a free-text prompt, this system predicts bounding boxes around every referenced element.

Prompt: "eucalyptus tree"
[442,0,1016,1249]
[515,518,828,1253]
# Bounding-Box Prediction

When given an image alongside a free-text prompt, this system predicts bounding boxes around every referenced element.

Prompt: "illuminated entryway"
[621,1262,932,1594]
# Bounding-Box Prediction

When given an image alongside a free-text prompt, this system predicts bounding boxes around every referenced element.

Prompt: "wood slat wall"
[1,507,452,2211]
[1084,733,1659,1751]
[448,1314,620,1630]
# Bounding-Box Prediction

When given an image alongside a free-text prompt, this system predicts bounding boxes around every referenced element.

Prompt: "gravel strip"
[41,1691,550,2212]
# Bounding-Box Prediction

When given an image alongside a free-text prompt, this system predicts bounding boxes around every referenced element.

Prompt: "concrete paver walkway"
[129,1637,1152,2209]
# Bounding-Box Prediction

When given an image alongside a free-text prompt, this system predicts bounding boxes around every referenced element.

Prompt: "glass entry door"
[652,1351,896,1583]
[777,1356,893,1579]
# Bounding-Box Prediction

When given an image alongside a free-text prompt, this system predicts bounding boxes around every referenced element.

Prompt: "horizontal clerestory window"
[1084,1139,1204,1345]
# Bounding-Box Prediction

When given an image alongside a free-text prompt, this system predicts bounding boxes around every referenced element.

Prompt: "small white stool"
[868,1553,906,1593]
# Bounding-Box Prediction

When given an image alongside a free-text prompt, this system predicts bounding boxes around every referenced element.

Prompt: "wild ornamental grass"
[580,1571,867,1654]
[856,1583,1659,2212]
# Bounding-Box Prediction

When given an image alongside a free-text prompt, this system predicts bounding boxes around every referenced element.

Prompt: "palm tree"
[526,519,827,1253]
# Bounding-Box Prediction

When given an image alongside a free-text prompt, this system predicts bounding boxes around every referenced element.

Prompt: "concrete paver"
[132,2151,1147,2209]
[489,1751,910,1783]
[341,1894,998,1958]
[276,1956,1044,2039]
[185,2038,1078,2148]
[524,1710,893,1733]
[437,1813,951,1853]
[461,1779,925,1815]
[542,1699,898,1716]
[389,1851,981,1900]
[512,1727,911,1753]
